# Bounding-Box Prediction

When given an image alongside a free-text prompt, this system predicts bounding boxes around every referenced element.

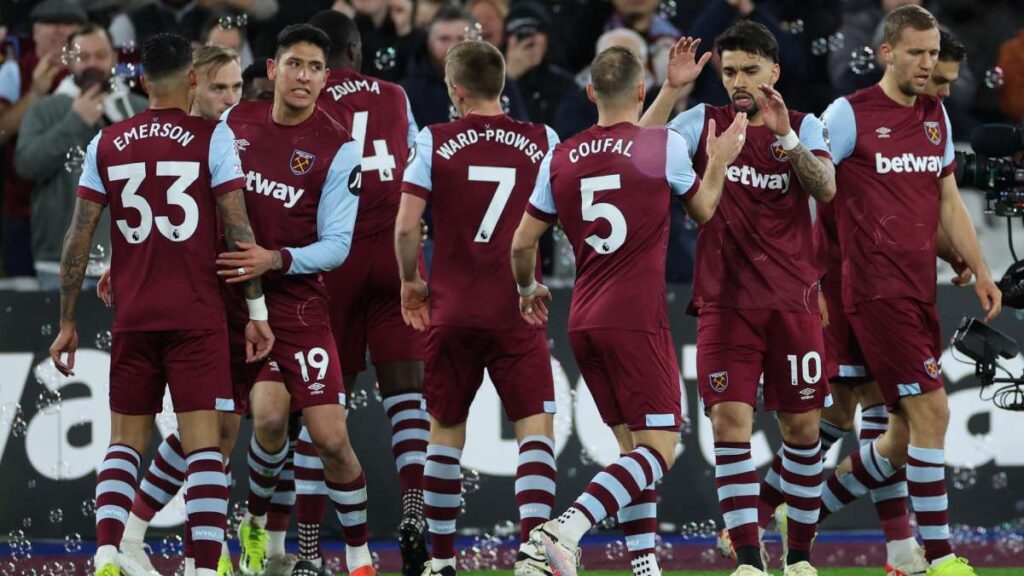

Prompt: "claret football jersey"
[77,107,244,332]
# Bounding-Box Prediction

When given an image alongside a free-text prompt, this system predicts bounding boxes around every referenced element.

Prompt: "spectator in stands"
[0,0,84,278]
[503,1,588,139]
[998,29,1024,121]
[110,0,278,48]
[14,24,147,290]
[242,60,274,101]
[827,0,919,96]
[400,6,527,127]
[687,0,806,108]
[351,0,424,81]
[201,12,255,67]
[466,0,507,47]
[413,0,448,31]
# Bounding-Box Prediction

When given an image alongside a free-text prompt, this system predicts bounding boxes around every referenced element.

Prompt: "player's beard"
[897,78,921,98]
[731,93,759,116]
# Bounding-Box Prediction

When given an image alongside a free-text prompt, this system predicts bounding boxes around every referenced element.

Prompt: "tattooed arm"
[788,141,837,203]
[215,190,263,300]
[50,197,104,375]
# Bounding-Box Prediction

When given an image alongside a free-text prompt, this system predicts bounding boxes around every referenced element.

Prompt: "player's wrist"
[517,279,538,297]
[778,130,800,151]
[246,296,269,321]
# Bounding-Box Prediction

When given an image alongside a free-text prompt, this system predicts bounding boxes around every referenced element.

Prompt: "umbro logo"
[308,382,325,395]
[876,127,891,139]
[234,138,250,152]
[799,387,816,400]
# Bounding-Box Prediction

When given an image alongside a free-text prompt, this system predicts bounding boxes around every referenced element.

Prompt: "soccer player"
[106,45,291,576]
[395,40,560,576]
[512,46,746,576]
[282,11,428,576]
[755,27,973,576]
[48,32,273,576]
[242,62,275,102]
[211,24,371,576]
[816,7,999,576]
[640,21,837,576]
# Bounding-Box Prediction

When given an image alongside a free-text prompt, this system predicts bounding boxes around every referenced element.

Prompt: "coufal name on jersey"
[874,152,944,176]
[113,122,195,151]
[326,78,381,100]
[725,165,791,193]
[244,170,304,208]
[567,137,634,164]
[436,128,545,163]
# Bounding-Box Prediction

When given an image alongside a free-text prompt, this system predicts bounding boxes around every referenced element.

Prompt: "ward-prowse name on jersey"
[112,121,196,150]
[434,126,546,163]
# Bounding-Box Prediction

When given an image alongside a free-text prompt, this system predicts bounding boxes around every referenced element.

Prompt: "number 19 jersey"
[77,108,244,332]
[401,113,558,329]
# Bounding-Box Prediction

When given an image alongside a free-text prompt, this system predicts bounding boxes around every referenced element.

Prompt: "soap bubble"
[810,38,828,56]
[984,67,1004,89]
[63,533,82,553]
[464,22,484,41]
[828,32,845,52]
[462,469,482,495]
[49,508,64,524]
[374,47,397,71]
[60,43,81,66]
[951,465,977,490]
[95,330,113,351]
[850,46,876,75]
[657,0,678,19]
[787,20,804,34]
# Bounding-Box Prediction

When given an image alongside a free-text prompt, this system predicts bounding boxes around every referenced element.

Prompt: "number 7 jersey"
[401,113,559,329]
[76,108,244,332]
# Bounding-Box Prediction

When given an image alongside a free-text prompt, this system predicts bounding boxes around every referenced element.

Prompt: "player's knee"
[254,413,290,444]
[709,406,752,442]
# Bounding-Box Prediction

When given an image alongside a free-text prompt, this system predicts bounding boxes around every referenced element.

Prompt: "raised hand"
[755,84,791,137]
[706,112,749,167]
[664,36,713,89]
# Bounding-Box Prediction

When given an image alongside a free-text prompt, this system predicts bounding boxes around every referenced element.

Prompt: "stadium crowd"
[0,0,1021,288]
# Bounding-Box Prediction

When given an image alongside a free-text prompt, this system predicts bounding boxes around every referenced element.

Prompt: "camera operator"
[14,23,147,291]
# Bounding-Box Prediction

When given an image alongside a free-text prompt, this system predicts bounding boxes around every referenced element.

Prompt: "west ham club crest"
[290,149,316,175]
[923,121,942,146]
[770,140,789,161]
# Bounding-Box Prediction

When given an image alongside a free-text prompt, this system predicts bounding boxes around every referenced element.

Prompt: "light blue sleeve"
[286,140,362,274]
[402,88,419,149]
[665,131,698,197]
[527,150,556,215]
[822,97,856,164]
[78,133,106,195]
[798,113,829,155]
[208,120,245,189]
[543,125,561,150]
[666,103,705,159]
[0,60,21,103]
[402,127,433,192]
[941,103,955,168]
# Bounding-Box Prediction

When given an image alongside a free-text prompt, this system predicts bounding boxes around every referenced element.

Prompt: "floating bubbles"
[51,461,71,480]
[36,389,62,415]
[448,103,460,121]
[952,465,977,490]
[49,508,64,524]
[40,322,54,336]
[218,14,249,29]
[855,554,868,566]
[657,0,678,20]
[604,540,626,560]
[111,63,139,89]
[374,47,397,72]
[349,388,369,410]
[700,547,718,564]
[8,529,32,560]
[992,471,1008,490]
[850,46,876,75]
[786,19,805,35]
[464,22,484,42]
[22,517,32,528]
[501,94,511,114]
[60,43,82,67]
[64,145,86,173]
[828,32,845,52]
[598,515,619,530]
[81,498,96,517]
[27,479,37,490]
[87,244,108,276]
[11,415,28,438]
[63,533,82,553]
[985,66,1005,89]
[159,535,183,558]
[462,468,482,495]
[810,37,828,57]
[95,330,113,351]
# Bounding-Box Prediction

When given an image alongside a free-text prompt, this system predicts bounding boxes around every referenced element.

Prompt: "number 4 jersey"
[77,108,245,332]
[401,113,559,329]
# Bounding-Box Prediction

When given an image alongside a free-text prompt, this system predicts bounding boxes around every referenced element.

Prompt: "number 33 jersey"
[77,108,245,332]
[401,113,559,329]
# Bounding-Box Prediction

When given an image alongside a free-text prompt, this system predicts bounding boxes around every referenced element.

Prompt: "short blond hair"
[445,40,505,100]
[882,4,937,47]
[193,45,240,78]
